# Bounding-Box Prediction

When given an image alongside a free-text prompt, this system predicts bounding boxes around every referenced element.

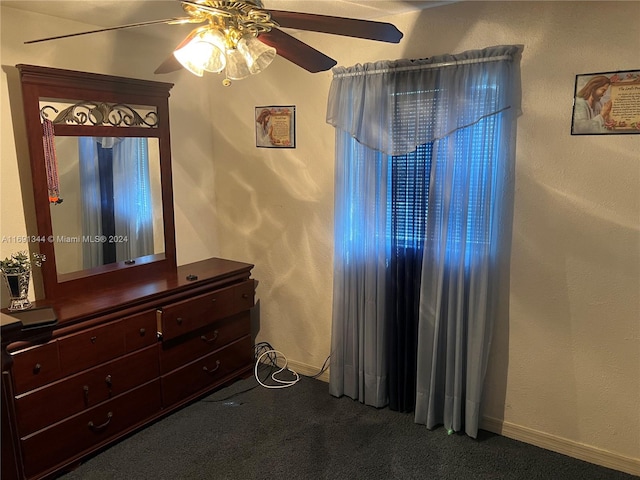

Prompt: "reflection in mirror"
[50,137,164,275]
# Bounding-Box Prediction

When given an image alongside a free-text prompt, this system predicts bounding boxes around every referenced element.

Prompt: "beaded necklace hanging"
[42,118,62,204]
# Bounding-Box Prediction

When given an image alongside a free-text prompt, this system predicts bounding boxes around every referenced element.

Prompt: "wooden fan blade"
[258,28,337,73]
[267,10,403,43]
[24,17,200,44]
[155,55,184,74]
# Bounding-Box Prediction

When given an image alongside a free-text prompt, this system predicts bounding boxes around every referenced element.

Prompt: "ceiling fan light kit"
[173,27,228,76]
[238,36,278,74]
[24,0,404,86]
[175,0,278,84]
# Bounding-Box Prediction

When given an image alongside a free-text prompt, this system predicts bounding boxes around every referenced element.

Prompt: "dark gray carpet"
[60,375,636,480]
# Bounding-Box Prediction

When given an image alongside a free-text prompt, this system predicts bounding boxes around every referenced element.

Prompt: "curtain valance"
[326,45,522,156]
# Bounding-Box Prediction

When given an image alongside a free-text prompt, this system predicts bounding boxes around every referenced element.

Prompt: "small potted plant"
[1,250,45,311]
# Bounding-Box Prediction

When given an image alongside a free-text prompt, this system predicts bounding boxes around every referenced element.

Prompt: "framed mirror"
[17,64,176,301]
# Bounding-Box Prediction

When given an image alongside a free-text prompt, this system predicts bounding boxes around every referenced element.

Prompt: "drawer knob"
[242,293,249,299]
[88,411,113,431]
[200,330,219,344]
[139,328,146,336]
[83,385,90,404]
[90,336,97,344]
[203,360,221,375]
[176,317,183,325]
[33,363,42,374]
[211,298,217,303]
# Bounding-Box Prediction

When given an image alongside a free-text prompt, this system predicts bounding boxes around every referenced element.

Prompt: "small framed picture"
[255,106,296,148]
[571,69,640,135]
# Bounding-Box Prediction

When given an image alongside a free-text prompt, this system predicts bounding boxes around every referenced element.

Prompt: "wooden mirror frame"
[17,64,177,301]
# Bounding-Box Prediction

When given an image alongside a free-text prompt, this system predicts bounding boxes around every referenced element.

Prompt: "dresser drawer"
[161,335,252,407]
[57,310,158,377]
[159,312,250,374]
[14,346,159,437]
[11,341,61,395]
[158,280,254,341]
[123,310,158,353]
[21,380,162,479]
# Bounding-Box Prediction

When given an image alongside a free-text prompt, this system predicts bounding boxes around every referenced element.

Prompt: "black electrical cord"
[302,353,331,379]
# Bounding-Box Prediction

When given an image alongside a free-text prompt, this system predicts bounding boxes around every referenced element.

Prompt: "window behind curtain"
[329,45,521,430]
[386,143,431,412]
[387,89,434,250]
[386,86,503,412]
[388,88,500,257]
[388,143,431,249]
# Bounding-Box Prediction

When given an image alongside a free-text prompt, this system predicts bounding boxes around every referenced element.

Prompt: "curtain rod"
[333,55,512,78]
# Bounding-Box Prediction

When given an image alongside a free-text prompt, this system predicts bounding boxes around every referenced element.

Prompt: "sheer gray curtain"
[327,45,522,437]
[329,135,390,407]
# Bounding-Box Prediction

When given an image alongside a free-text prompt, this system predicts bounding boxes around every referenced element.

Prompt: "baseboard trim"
[481,416,640,476]
[284,359,330,383]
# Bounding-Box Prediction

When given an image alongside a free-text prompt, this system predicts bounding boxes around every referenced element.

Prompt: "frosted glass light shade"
[237,36,276,74]
[174,28,227,76]
[225,48,251,80]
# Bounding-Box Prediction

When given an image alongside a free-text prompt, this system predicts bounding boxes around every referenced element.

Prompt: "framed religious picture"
[571,69,640,135]
[255,106,296,148]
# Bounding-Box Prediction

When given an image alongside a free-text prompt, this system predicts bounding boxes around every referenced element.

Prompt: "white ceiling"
[4,1,454,31]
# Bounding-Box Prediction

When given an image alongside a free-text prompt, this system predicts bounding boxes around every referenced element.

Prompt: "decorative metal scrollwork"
[40,101,158,127]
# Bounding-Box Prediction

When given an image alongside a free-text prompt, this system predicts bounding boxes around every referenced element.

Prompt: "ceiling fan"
[25,0,404,85]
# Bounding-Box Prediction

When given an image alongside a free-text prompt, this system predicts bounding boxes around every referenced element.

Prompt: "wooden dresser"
[1,257,255,480]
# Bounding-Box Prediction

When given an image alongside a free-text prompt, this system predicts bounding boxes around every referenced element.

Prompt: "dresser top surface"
[32,257,254,327]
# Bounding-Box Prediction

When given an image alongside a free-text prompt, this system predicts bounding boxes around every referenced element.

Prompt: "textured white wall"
[1,1,638,473]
